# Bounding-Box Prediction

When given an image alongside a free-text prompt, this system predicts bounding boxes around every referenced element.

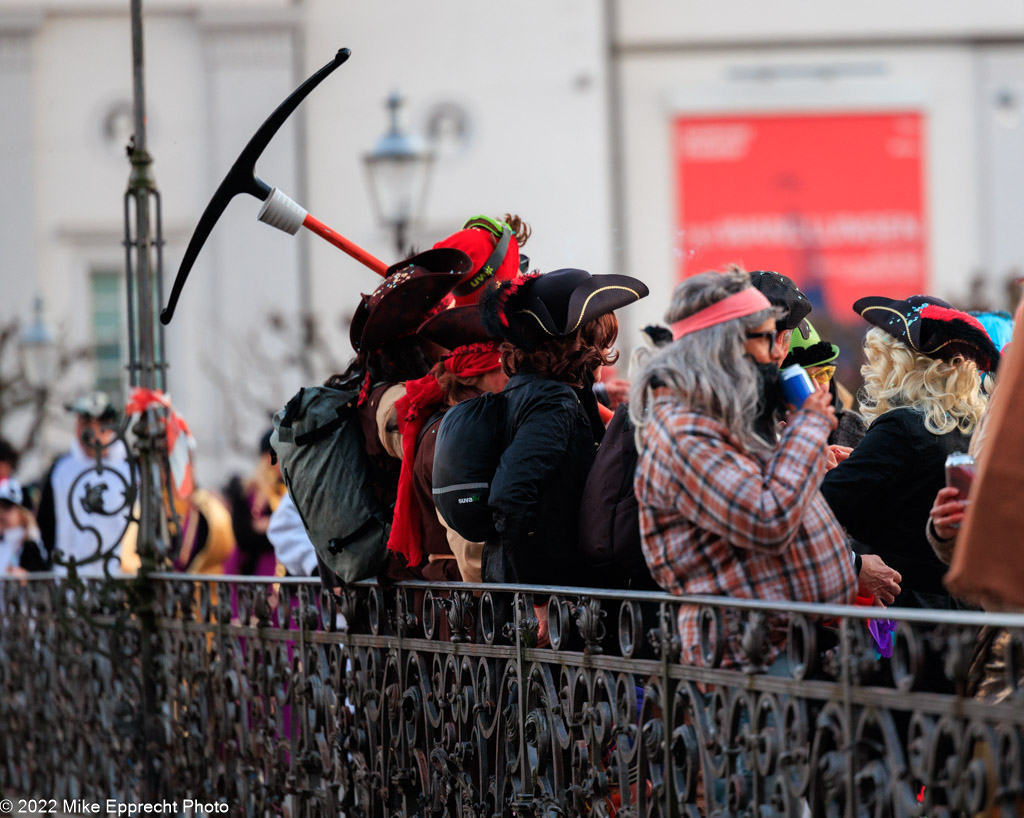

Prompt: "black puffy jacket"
[821,406,970,609]
[485,373,598,586]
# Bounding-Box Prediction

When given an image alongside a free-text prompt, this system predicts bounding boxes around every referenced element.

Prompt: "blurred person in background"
[36,392,133,577]
[268,491,318,577]
[166,486,237,574]
[822,296,998,609]
[0,436,18,481]
[120,479,237,575]
[223,429,286,576]
[0,478,49,574]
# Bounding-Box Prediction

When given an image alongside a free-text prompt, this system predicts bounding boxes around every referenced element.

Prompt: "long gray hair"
[629,269,778,454]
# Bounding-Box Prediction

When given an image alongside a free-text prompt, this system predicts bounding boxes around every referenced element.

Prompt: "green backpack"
[271,384,390,584]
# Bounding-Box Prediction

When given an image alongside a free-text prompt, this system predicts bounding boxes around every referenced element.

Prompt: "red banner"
[675,112,927,322]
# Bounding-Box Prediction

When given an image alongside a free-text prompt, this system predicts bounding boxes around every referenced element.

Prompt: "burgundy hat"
[480,267,649,350]
[417,305,492,350]
[854,294,1001,372]
[349,248,472,353]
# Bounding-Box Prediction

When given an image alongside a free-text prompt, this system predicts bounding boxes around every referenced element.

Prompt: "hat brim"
[417,305,492,349]
[350,248,473,352]
[560,274,650,335]
[64,402,117,421]
[784,341,840,369]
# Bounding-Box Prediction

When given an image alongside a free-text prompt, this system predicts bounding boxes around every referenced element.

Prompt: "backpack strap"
[279,387,306,428]
[417,409,447,447]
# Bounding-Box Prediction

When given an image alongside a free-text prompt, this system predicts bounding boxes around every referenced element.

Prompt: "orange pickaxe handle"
[302,213,388,276]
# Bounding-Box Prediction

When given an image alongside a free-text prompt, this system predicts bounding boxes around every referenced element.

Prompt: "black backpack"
[576,404,659,590]
[431,391,508,543]
[271,384,390,584]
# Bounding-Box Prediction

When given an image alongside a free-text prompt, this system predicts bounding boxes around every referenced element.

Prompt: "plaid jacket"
[635,394,856,669]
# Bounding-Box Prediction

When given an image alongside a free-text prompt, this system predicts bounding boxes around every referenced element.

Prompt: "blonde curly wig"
[859,327,986,435]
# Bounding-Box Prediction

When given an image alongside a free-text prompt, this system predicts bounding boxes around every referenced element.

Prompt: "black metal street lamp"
[363,92,434,259]
[20,296,57,389]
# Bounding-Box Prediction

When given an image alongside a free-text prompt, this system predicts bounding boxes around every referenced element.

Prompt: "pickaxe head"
[160,48,351,324]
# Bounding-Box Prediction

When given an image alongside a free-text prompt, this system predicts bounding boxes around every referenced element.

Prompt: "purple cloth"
[868,618,897,658]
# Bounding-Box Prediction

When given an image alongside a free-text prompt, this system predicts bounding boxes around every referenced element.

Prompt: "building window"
[90,268,124,404]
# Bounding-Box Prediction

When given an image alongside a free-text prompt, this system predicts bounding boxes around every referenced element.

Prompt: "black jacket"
[821,407,970,608]
[485,373,598,586]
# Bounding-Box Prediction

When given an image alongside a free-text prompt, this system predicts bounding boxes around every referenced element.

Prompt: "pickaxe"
[161,47,388,325]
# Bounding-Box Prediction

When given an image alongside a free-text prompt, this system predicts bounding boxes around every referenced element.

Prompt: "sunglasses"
[463,215,530,273]
[745,330,778,348]
[808,365,836,384]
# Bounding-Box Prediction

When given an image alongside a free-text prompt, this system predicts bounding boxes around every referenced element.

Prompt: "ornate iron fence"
[2,574,1024,817]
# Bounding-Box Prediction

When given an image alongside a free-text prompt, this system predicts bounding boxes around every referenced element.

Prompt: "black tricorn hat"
[854,294,1001,372]
[417,304,493,350]
[749,270,812,333]
[479,268,649,350]
[349,248,472,353]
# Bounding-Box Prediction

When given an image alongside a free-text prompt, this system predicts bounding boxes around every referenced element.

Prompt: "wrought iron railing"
[2,573,1023,817]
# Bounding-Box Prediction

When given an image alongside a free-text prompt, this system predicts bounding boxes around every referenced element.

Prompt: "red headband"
[671,288,772,340]
[440,342,501,377]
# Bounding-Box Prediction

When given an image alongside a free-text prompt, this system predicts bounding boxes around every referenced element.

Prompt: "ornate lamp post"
[124,0,169,576]
[363,92,434,258]
[20,296,58,389]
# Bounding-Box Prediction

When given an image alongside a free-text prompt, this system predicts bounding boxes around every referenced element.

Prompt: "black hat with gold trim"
[854,294,1000,372]
[479,267,648,350]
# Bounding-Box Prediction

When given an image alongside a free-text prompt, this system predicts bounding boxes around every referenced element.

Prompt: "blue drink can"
[780,365,816,408]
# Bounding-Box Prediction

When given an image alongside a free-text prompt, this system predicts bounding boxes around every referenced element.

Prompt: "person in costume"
[927,307,1013,562]
[320,248,472,583]
[630,269,856,671]
[386,305,507,583]
[476,266,649,586]
[748,270,813,368]
[821,295,998,610]
[782,320,867,449]
[36,391,133,578]
[120,480,237,575]
[0,478,49,574]
[223,429,287,576]
[745,270,814,442]
[167,488,237,574]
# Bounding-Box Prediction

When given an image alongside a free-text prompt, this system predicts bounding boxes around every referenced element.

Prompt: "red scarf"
[387,343,501,566]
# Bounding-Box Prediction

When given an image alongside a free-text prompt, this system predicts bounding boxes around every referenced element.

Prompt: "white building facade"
[1,0,1022,483]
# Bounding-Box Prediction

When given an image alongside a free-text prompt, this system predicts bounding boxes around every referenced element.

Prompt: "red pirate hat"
[432,216,525,306]
[349,248,472,353]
